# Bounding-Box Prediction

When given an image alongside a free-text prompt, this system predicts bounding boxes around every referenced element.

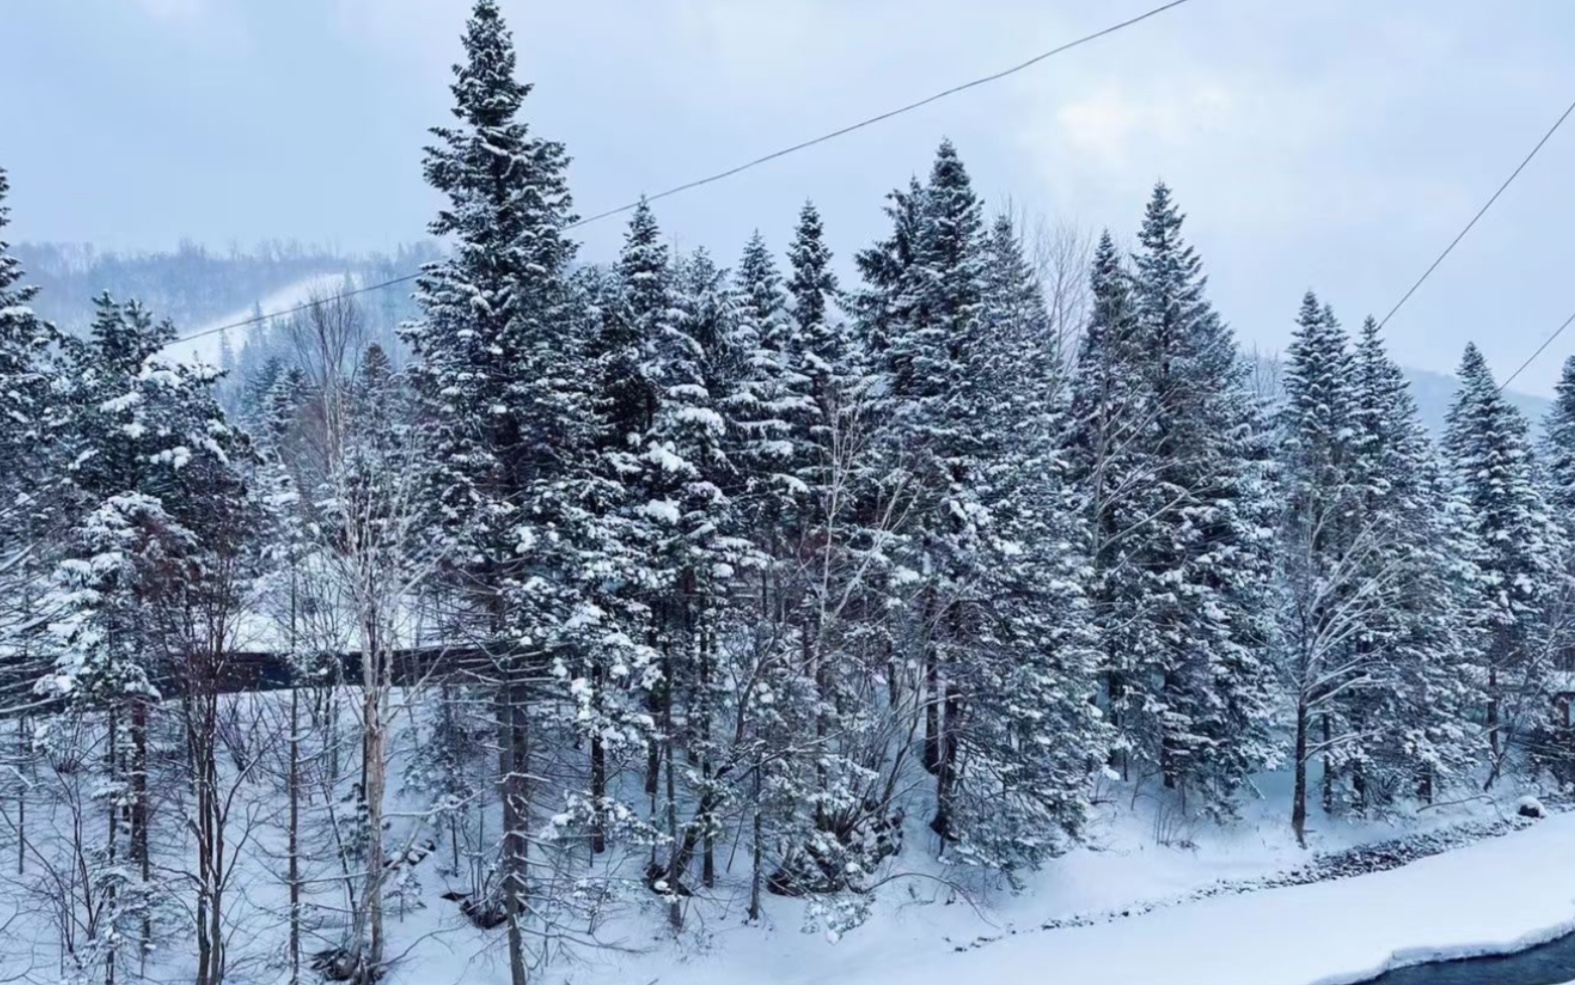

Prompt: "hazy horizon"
[4,1,1574,393]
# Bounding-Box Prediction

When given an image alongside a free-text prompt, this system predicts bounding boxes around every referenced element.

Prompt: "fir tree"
[1078,182,1277,815]
[943,210,1106,873]
[1345,317,1482,806]
[1276,293,1380,841]
[0,168,54,457]
[728,231,803,501]
[786,200,849,413]
[46,293,251,975]
[1542,355,1575,523]
[1065,231,1149,779]
[0,168,59,699]
[404,1,604,976]
[1443,343,1559,770]
[854,141,1105,863]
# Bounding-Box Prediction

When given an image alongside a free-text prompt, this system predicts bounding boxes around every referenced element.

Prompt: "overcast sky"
[3,0,1573,392]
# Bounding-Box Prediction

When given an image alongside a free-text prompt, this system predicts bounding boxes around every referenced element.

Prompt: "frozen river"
[1358,933,1575,985]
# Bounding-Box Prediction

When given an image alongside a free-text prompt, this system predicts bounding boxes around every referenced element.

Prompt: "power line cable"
[1499,309,1575,393]
[1378,96,1575,330]
[164,0,1193,349]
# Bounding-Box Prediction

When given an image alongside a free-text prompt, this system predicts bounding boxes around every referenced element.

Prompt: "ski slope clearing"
[163,271,353,365]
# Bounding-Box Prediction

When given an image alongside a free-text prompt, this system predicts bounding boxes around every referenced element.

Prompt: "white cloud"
[132,0,207,22]
[128,0,250,48]
[1053,83,1240,169]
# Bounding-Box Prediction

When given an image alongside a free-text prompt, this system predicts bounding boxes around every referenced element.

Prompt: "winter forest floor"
[1,690,1566,985]
[581,807,1575,985]
[571,791,1568,985]
[762,810,1575,985]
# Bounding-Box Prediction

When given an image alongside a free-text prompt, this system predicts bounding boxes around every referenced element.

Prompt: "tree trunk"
[1106,670,1128,782]
[807,620,828,829]
[932,609,963,842]
[499,671,531,985]
[288,566,302,985]
[288,686,301,985]
[1291,699,1309,849]
[659,634,684,931]
[700,631,716,890]
[748,769,763,923]
[106,705,119,985]
[1487,665,1501,759]
[130,694,151,959]
[361,636,387,976]
[1320,714,1334,814]
[922,588,941,777]
[590,661,606,855]
[15,717,25,876]
[1160,670,1179,790]
[193,691,226,985]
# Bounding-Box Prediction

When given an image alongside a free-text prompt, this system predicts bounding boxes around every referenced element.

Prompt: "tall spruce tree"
[0,168,59,703]
[1102,183,1277,814]
[854,142,1105,866]
[944,210,1106,874]
[47,294,252,975]
[404,2,603,977]
[729,231,804,501]
[1443,343,1559,772]
[872,141,993,837]
[647,246,754,923]
[1275,293,1395,843]
[1345,317,1482,806]
[1542,356,1575,524]
[1065,231,1150,780]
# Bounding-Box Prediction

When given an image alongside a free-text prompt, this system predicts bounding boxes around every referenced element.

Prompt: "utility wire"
[1378,96,1575,331]
[164,0,1193,350]
[1499,309,1575,393]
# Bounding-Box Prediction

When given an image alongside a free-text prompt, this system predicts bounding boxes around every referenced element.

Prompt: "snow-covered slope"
[599,812,1575,985]
[2,681,1556,985]
[162,271,355,366]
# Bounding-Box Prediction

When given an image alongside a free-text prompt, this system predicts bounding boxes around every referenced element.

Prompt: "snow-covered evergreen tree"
[943,209,1106,874]
[1542,356,1575,525]
[1275,293,1393,842]
[0,167,60,699]
[1345,316,1482,806]
[1443,343,1559,770]
[44,293,251,977]
[852,141,1105,869]
[1067,183,1277,816]
[786,201,850,417]
[1065,231,1149,780]
[404,1,611,976]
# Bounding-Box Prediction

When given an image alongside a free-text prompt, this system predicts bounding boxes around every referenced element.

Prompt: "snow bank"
[606,812,1575,985]
[894,812,1575,985]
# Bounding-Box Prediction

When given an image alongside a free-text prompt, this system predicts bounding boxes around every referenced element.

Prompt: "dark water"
[1359,932,1575,985]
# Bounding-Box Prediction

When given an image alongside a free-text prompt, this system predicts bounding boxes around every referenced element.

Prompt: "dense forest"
[2,3,1575,984]
[15,240,438,339]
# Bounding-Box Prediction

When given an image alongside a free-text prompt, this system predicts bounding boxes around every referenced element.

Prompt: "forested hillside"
[3,3,1575,985]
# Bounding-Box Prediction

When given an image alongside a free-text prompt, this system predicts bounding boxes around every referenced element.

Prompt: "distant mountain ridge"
[15,240,440,338]
[1253,352,1552,438]
[15,242,1556,435]
[1402,362,1552,436]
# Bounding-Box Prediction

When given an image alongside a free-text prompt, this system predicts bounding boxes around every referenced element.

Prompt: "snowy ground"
[569,810,1575,985]
[5,692,1566,985]
[541,778,1563,985]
